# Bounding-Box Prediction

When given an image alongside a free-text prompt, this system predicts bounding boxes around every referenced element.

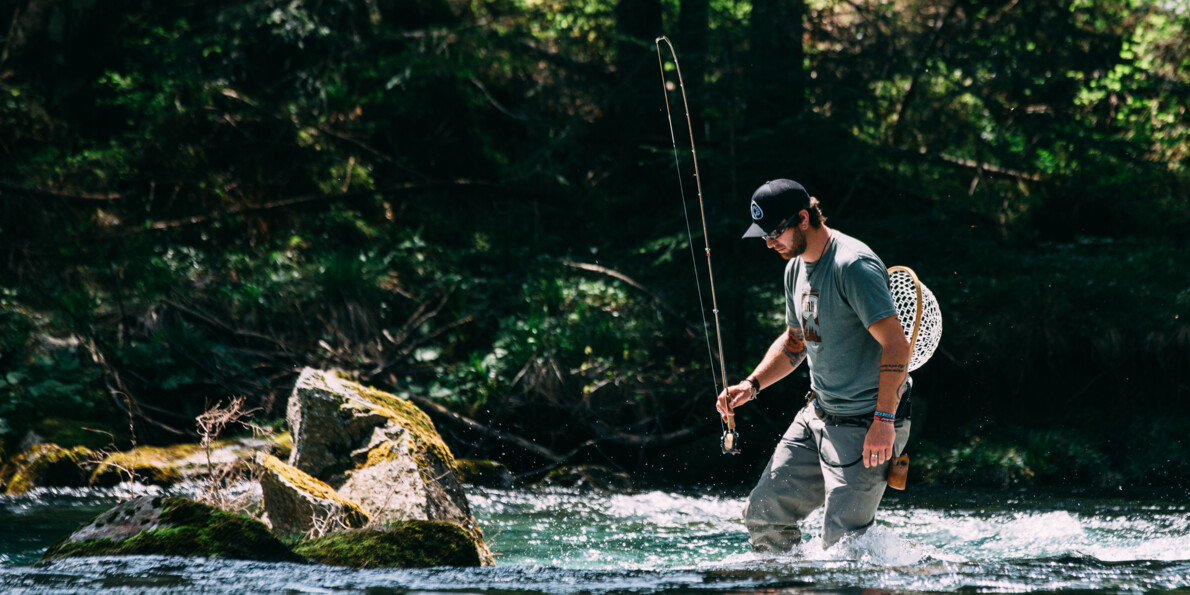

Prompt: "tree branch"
[0,180,125,202]
[562,260,702,335]
[406,394,566,463]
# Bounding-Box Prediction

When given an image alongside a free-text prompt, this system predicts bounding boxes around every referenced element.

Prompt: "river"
[2,483,1188,593]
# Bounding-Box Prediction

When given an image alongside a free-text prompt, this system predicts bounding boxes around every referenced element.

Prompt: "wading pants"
[742,404,911,550]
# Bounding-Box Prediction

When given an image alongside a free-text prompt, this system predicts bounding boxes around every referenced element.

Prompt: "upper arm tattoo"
[783,327,807,368]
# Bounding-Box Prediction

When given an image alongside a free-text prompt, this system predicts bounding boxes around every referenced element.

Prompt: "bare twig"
[195,397,260,509]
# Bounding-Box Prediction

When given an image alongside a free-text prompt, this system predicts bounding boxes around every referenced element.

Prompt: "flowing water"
[1,484,1188,593]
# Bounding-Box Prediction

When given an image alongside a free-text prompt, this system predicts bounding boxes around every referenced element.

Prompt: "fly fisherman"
[716,179,912,551]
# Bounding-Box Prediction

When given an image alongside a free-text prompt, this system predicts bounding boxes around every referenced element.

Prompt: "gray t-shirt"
[785,230,898,416]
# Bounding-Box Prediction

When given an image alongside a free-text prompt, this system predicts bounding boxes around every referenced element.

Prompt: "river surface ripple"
[1,484,1188,593]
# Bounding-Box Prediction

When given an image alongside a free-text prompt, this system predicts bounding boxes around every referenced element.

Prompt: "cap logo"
[751,201,763,221]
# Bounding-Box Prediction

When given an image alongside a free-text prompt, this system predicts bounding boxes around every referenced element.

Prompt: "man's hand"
[715,382,755,422]
[862,420,895,468]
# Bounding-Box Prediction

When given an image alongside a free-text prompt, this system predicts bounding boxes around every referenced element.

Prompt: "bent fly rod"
[654,36,738,455]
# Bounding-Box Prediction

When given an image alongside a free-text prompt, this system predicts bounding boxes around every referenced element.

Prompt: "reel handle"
[721,414,740,454]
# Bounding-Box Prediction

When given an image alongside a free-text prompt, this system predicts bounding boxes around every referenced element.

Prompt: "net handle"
[888,265,923,356]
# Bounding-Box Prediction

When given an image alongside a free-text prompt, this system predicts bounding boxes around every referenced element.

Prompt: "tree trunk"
[676,0,710,129]
[605,0,662,153]
[614,0,662,79]
[746,0,806,126]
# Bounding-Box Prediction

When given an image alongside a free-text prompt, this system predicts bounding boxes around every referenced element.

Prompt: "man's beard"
[781,227,809,260]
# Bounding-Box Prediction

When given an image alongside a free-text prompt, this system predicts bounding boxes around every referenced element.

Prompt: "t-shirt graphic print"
[800,289,823,343]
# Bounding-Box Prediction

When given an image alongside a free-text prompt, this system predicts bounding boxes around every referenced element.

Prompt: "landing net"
[888,266,942,372]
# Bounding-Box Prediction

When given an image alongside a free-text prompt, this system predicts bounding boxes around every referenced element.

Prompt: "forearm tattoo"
[783,327,807,368]
[880,363,906,374]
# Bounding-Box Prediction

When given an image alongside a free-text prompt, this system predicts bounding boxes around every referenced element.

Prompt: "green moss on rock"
[2,443,94,495]
[348,381,457,473]
[88,443,196,487]
[40,497,305,564]
[258,453,371,532]
[292,521,483,568]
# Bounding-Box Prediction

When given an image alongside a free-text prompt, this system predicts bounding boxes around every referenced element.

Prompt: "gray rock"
[61,495,167,543]
[40,496,304,563]
[257,453,370,537]
[284,368,492,564]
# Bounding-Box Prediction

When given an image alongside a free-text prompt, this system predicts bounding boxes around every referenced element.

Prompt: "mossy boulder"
[0,443,94,495]
[40,496,305,564]
[456,459,519,489]
[293,521,483,568]
[89,434,291,487]
[287,368,456,484]
[257,453,370,537]
[285,368,491,564]
[88,443,198,487]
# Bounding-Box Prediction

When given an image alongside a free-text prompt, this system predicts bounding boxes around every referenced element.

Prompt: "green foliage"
[31,418,123,451]
[0,289,33,364]
[1119,416,1190,487]
[416,265,707,454]
[916,433,1037,488]
[0,292,105,439]
[915,427,1111,488]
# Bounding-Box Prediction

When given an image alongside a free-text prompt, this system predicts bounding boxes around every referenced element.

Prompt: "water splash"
[3,486,1190,593]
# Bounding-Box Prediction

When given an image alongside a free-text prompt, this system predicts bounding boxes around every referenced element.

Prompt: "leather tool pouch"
[887,454,909,490]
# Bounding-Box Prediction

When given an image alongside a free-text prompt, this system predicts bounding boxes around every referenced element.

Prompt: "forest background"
[1,0,1188,491]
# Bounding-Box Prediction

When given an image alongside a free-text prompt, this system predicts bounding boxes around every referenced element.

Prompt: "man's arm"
[715,326,807,420]
[862,314,911,467]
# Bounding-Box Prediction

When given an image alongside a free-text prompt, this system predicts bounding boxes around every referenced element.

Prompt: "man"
[716,179,911,551]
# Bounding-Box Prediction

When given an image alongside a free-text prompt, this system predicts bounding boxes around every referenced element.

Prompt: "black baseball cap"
[742,179,811,239]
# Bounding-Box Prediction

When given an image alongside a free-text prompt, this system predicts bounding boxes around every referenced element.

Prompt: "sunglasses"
[763,218,793,241]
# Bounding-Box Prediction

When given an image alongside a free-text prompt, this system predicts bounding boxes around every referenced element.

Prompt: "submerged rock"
[285,368,492,564]
[293,522,483,568]
[257,453,370,537]
[39,496,304,564]
[456,459,519,489]
[0,443,94,495]
[537,465,634,493]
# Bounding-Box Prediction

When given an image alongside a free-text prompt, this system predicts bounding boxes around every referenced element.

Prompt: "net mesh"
[889,267,942,372]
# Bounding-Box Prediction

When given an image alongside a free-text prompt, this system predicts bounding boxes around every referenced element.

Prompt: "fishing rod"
[654,36,738,455]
